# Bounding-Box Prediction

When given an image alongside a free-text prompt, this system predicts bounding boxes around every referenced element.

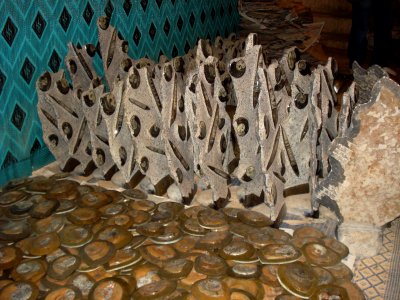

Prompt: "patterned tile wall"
[0,0,239,186]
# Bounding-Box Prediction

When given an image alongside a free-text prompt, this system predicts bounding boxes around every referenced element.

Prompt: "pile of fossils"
[36,16,387,221]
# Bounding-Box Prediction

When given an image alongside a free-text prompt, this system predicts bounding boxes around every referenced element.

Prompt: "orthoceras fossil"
[37,16,347,220]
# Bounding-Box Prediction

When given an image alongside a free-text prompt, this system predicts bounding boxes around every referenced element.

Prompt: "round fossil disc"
[219,238,256,261]
[260,265,281,287]
[95,225,132,249]
[48,255,80,280]
[99,203,126,218]
[194,254,228,276]
[0,190,28,207]
[9,198,34,215]
[0,280,39,300]
[310,284,349,300]
[105,248,142,271]
[136,221,164,237]
[237,210,273,227]
[127,209,151,226]
[59,224,93,248]
[228,262,260,279]
[133,279,177,299]
[156,201,184,215]
[68,273,95,297]
[129,199,155,212]
[172,235,199,254]
[67,207,100,225]
[44,285,82,300]
[32,215,65,234]
[312,266,335,286]
[301,242,341,267]
[258,243,301,264]
[150,223,183,244]
[221,207,244,221]
[89,277,131,300]
[277,261,318,298]
[181,217,209,236]
[323,237,350,259]
[0,246,23,270]
[140,244,177,267]
[197,208,228,229]
[106,214,134,228]
[178,205,207,221]
[325,263,353,281]
[29,232,60,256]
[11,259,47,282]
[77,192,112,208]
[30,198,60,219]
[159,258,193,279]
[191,278,230,300]
[122,189,148,200]
[196,230,232,251]
[293,226,325,240]
[230,222,257,238]
[55,200,76,214]
[80,240,116,267]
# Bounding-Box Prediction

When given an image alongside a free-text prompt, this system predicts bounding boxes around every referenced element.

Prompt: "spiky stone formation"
[37,16,344,220]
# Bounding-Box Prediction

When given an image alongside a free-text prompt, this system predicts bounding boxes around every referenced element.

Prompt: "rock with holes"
[97,16,133,89]
[161,61,195,203]
[81,85,118,180]
[229,36,268,210]
[195,56,234,206]
[36,71,95,175]
[100,80,143,187]
[122,66,173,195]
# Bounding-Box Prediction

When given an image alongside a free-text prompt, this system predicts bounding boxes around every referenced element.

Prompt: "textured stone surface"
[315,77,400,227]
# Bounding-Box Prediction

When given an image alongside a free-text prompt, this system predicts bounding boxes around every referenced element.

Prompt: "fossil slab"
[37,71,95,175]
[161,62,195,203]
[195,57,234,206]
[315,77,400,226]
[100,80,143,187]
[122,66,173,195]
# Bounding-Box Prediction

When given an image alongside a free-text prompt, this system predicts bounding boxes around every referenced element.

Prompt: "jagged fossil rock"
[37,17,358,219]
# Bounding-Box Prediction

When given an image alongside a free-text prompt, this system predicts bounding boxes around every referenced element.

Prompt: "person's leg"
[372,0,392,66]
[348,1,372,66]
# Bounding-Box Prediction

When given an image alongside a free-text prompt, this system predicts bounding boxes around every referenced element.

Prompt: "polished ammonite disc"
[47,255,80,280]
[140,244,178,267]
[105,214,134,228]
[277,261,318,299]
[323,237,349,259]
[223,277,265,300]
[80,240,116,267]
[67,207,100,225]
[77,192,112,208]
[59,224,93,248]
[258,243,301,264]
[68,273,95,298]
[25,177,55,193]
[151,209,176,224]
[105,248,142,271]
[150,223,183,244]
[129,199,156,212]
[44,285,82,300]
[178,205,207,221]
[181,217,210,236]
[29,232,61,256]
[123,235,147,249]
[88,277,131,300]
[131,262,161,288]
[219,238,256,261]
[228,262,260,279]
[221,207,243,221]
[0,246,23,270]
[312,266,335,286]
[0,280,39,300]
[127,209,151,227]
[191,278,230,300]
[7,198,34,217]
[136,221,164,237]
[133,279,177,299]
[310,284,349,300]
[229,222,257,238]
[11,258,47,282]
[122,188,148,200]
[325,262,353,281]
[95,225,133,249]
[0,190,28,207]
[301,242,341,267]
[0,220,31,241]
[197,208,228,229]
[172,235,199,254]
[293,226,325,240]
[99,203,126,218]
[29,198,60,219]
[54,199,77,214]
[159,258,193,279]
[246,230,274,249]
[237,210,273,227]
[291,237,323,249]
[32,215,65,234]
[156,201,184,215]
[196,230,232,251]
[260,264,281,287]
[194,254,228,276]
